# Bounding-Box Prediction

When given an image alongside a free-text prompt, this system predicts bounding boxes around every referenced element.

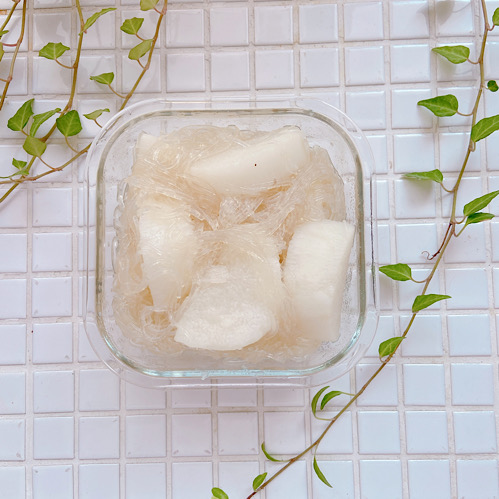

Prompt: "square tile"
[32,12,71,50]
[397,269,440,310]
[401,315,443,357]
[218,462,260,499]
[404,364,446,405]
[408,460,451,499]
[78,323,100,362]
[456,460,499,498]
[31,144,73,183]
[0,467,25,499]
[390,1,430,39]
[125,383,166,410]
[122,53,161,93]
[264,412,306,454]
[344,2,383,41]
[405,411,449,453]
[441,176,482,218]
[0,373,25,415]
[311,411,353,454]
[345,47,384,86]
[0,234,27,272]
[218,413,258,455]
[356,364,398,406]
[365,315,395,357]
[451,364,495,405]
[217,387,257,407]
[79,369,120,411]
[444,224,486,264]
[32,465,73,499]
[126,415,166,458]
[255,50,294,90]
[376,180,390,219]
[32,232,72,271]
[210,8,248,46]
[263,387,304,407]
[299,4,338,43]
[312,461,354,499]
[390,44,431,83]
[79,417,119,459]
[391,89,433,129]
[33,56,73,94]
[0,324,26,365]
[166,53,205,92]
[436,0,474,36]
[445,268,489,310]
[376,224,391,265]
[211,52,249,91]
[171,463,212,499]
[360,460,403,499]
[396,223,438,264]
[438,87,475,128]
[166,9,204,47]
[32,188,72,227]
[299,48,339,88]
[345,91,386,130]
[171,381,211,408]
[171,414,212,457]
[32,323,73,364]
[0,420,24,461]
[454,411,497,453]
[81,10,115,49]
[394,179,437,219]
[358,411,400,454]
[79,464,119,499]
[33,371,74,413]
[448,314,491,356]
[254,6,293,45]
[32,277,72,317]
[264,460,308,499]
[0,189,27,228]
[0,279,26,319]
[393,133,435,173]
[33,417,74,459]
[126,464,167,499]
[78,55,117,94]
[368,135,388,174]
[439,132,481,172]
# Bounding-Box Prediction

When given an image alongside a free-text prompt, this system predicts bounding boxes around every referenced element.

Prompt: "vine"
[212,1,499,498]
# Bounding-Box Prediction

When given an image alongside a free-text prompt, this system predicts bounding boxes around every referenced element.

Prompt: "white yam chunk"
[189,127,310,193]
[174,266,277,351]
[138,198,197,309]
[283,220,355,342]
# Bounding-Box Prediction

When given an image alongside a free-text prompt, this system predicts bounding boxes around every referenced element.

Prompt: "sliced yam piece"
[283,220,355,342]
[188,126,310,194]
[137,197,198,309]
[173,265,277,351]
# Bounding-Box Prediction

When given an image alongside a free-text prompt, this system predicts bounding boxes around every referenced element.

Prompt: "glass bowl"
[83,97,378,388]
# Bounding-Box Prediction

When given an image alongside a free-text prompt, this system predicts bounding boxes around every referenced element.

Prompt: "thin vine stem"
[0,0,20,34]
[248,2,490,497]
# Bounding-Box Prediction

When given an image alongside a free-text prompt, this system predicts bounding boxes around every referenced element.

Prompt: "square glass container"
[83,97,378,388]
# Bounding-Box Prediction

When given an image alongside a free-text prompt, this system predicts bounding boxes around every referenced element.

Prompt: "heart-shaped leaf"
[471,115,499,142]
[81,8,116,33]
[412,294,451,313]
[379,263,413,281]
[121,17,144,35]
[56,110,82,137]
[378,337,404,358]
[404,169,444,183]
[128,39,153,60]
[418,95,458,117]
[7,99,34,132]
[313,457,332,488]
[463,191,499,217]
[83,108,110,121]
[30,108,61,137]
[39,42,70,60]
[252,473,267,491]
[90,72,115,85]
[432,45,470,64]
[23,136,47,157]
[464,212,495,227]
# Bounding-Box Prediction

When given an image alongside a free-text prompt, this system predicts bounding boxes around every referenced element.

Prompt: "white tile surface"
[210,8,248,47]
[299,4,338,43]
[254,6,293,45]
[79,417,119,459]
[407,460,451,499]
[79,464,119,499]
[126,415,167,458]
[264,412,306,454]
[389,1,430,39]
[125,463,167,499]
[405,411,449,454]
[171,462,212,499]
[454,411,497,453]
[32,465,73,499]
[0,234,27,272]
[358,411,401,454]
[360,460,403,499]
[32,277,72,318]
[456,460,499,498]
[171,414,212,457]
[218,412,258,455]
[344,2,384,41]
[33,371,74,413]
[33,417,74,459]
[32,323,73,364]
[0,467,25,499]
[255,50,294,90]
[451,364,495,406]
[79,369,120,411]
[0,373,25,414]
[0,324,26,365]
[404,364,446,406]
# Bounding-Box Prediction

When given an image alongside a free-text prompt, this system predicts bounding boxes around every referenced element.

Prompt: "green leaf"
[0,30,9,38]
[311,386,329,416]
[128,39,153,60]
[313,457,332,488]
[471,115,499,142]
[493,8,499,26]
[39,42,70,60]
[417,95,459,117]
[379,263,412,282]
[211,488,228,499]
[121,17,144,35]
[404,169,444,183]
[81,8,116,33]
[320,390,345,410]
[23,136,46,157]
[432,45,470,64]
[378,337,405,358]
[463,191,499,217]
[261,442,282,462]
[488,80,499,92]
[12,158,27,170]
[7,99,34,132]
[83,108,110,121]
[140,0,159,11]
[412,294,451,313]
[56,110,82,137]
[464,212,495,227]
[90,72,114,85]
[29,108,61,137]
[252,473,267,491]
